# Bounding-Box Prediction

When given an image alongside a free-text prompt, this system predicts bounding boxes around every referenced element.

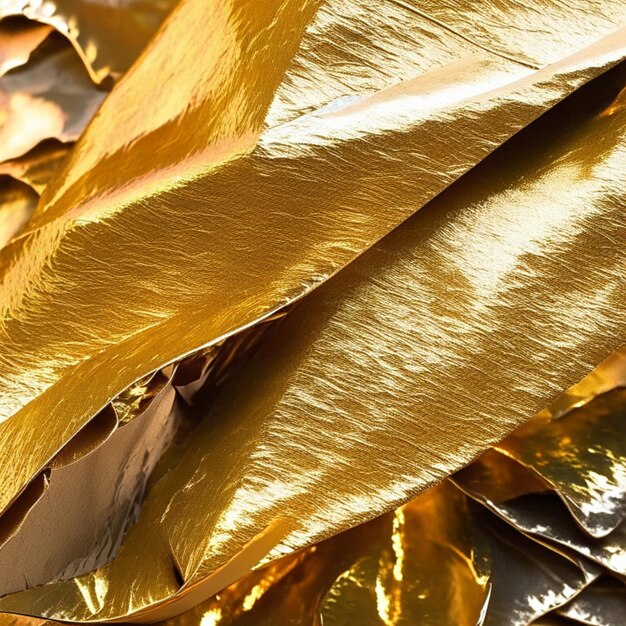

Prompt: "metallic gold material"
[0,0,177,83]
[155,483,489,626]
[0,140,70,195]
[0,17,52,77]
[147,485,594,626]
[0,41,104,162]
[452,449,550,503]
[1,1,626,622]
[0,371,180,597]
[319,483,490,626]
[0,178,37,247]
[477,511,596,626]
[496,389,626,538]
[465,492,626,580]
[1,0,625,555]
[2,43,626,622]
[541,347,626,420]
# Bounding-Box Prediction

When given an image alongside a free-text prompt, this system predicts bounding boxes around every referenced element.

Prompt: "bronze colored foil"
[0,371,180,597]
[0,0,177,83]
[462,491,626,579]
[0,41,104,162]
[477,511,596,626]
[0,17,52,77]
[452,449,551,503]
[1,0,626,551]
[556,577,626,626]
[2,46,625,622]
[496,389,626,538]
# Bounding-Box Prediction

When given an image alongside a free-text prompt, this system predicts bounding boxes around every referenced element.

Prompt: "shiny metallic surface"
[476,511,595,626]
[0,177,37,247]
[497,389,626,538]
[0,41,104,162]
[319,483,490,626]
[145,486,594,626]
[1,0,625,565]
[0,0,626,623]
[156,483,490,626]
[556,577,626,626]
[0,17,51,77]
[0,0,177,82]
[2,41,625,622]
[0,140,70,194]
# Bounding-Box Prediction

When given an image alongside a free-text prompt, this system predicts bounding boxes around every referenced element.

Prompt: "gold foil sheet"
[0,0,177,83]
[2,0,626,551]
[0,177,37,247]
[556,577,626,626]
[1,45,625,621]
[0,140,69,195]
[0,370,179,597]
[496,389,626,538]
[0,0,625,624]
[128,385,626,626]
[145,489,596,626]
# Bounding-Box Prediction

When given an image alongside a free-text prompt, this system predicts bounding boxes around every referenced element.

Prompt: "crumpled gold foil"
[0,178,37,247]
[556,576,626,626]
[0,141,69,196]
[141,383,626,626]
[1,0,626,623]
[0,40,104,162]
[1,30,625,623]
[0,0,177,83]
[1,0,626,553]
[496,388,626,538]
[0,17,51,77]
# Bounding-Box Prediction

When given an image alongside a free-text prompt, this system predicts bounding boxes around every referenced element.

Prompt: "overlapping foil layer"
[0,0,625,624]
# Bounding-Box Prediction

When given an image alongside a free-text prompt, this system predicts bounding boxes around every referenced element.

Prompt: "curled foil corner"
[0,0,177,83]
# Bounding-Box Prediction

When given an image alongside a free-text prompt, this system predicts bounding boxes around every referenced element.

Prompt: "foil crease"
[1,0,626,545]
[0,0,625,623]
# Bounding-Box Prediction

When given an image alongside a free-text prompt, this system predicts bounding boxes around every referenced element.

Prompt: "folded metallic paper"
[0,0,624,624]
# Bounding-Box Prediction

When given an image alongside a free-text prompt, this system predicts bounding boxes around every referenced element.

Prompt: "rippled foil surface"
[1,0,626,546]
[0,0,625,623]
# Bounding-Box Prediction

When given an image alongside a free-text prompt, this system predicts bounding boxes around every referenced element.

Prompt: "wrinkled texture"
[2,44,626,622]
[0,372,179,597]
[0,178,36,247]
[157,483,490,626]
[1,0,626,623]
[2,0,626,542]
[147,487,596,626]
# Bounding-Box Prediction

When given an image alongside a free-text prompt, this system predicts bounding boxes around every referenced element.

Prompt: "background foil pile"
[0,1,625,625]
